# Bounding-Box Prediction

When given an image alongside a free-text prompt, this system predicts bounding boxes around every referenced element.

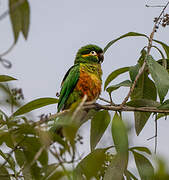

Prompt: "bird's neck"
[80,63,102,79]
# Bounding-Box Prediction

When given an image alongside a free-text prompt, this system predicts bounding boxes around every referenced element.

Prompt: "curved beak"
[98,53,104,63]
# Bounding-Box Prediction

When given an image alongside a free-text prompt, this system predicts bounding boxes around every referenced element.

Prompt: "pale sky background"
[1,0,169,172]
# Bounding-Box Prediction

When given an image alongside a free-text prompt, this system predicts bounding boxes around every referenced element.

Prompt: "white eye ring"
[90,51,97,56]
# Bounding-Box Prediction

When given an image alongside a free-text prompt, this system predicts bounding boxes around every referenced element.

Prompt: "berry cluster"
[161,13,169,27]
[11,88,24,100]
[39,113,49,121]
[75,134,83,144]
[154,13,169,31]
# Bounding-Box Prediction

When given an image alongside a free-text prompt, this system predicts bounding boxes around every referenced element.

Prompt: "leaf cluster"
[104,32,169,135]
[1,1,169,180]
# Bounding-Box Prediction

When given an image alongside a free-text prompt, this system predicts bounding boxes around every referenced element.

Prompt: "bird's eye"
[90,51,97,56]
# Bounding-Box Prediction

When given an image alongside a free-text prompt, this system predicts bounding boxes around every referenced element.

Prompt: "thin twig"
[147,136,156,141]
[50,148,72,180]
[30,145,45,166]
[146,114,158,153]
[154,114,158,154]
[99,96,111,104]
[121,61,146,106]
[0,43,15,68]
[72,94,87,119]
[16,162,26,178]
[0,1,26,68]
[121,1,169,106]
[0,137,25,169]
[0,58,12,68]
[0,174,24,178]
[33,109,69,126]
[146,5,165,8]
[0,43,15,57]
[109,93,115,105]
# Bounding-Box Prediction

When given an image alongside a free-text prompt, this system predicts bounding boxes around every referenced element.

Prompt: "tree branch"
[0,43,15,57]
[34,109,69,126]
[121,1,169,106]
[0,43,15,68]
[33,102,169,127]
[83,103,169,114]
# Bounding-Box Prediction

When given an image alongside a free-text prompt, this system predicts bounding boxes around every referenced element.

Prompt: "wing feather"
[57,64,80,112]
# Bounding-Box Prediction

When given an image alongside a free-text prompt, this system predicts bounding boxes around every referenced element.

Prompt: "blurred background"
[0,0,169,169]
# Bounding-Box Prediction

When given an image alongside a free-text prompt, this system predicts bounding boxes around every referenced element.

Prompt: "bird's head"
[74,44,104,64]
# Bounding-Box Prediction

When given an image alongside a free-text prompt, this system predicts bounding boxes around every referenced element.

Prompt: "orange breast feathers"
[75,68,102,101]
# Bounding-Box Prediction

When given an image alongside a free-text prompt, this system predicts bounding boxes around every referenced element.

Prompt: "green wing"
[57,64,80,112]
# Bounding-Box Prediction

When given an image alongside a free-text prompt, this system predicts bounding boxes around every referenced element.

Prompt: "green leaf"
[22,165,33,180]
[154,158,169,180]
[135,112,151,136]
[41,163,59,180]
[125,172,132,180]
[39,150,48,167]
[14,123,36,136]
[104,67,130,90]
[130,50,156,99]
[153,39,169,59]
[19,137,42,164]
[105,113,129,179]
[90,110,111,151]
[111,112,128,154]
[104,32,148,53]
[129,64,140,82]
[20,0,30,39]
[130,66,157,135]
[133,151,154,180]
[152,46,166,60]
[130,73,157,101]
[15,149,26,167]
[47,170,66,180]
[0,109,8,120]
[0,75,17,82]
[130,146,151,155]
[75,148,108,179]
[157,59,169,72]
[146,55,169,103]
[0,166,10,180]
[24,163,42,180]
[50,112,80,148]
[157,113,169,120]
[0,132,14,148]
[63,124,79,148]
[158,99,169,110]
[9,0,22,42]
[30,163,42,180]
[9,0,30,42]
[50,131,69,149]
[104,154,127,180]
[138,49,147,65]
[0,150,15,171]
[106,80,132,93]
[12,97,58,116]
[127,99,160,108]
[125,170,138,180]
